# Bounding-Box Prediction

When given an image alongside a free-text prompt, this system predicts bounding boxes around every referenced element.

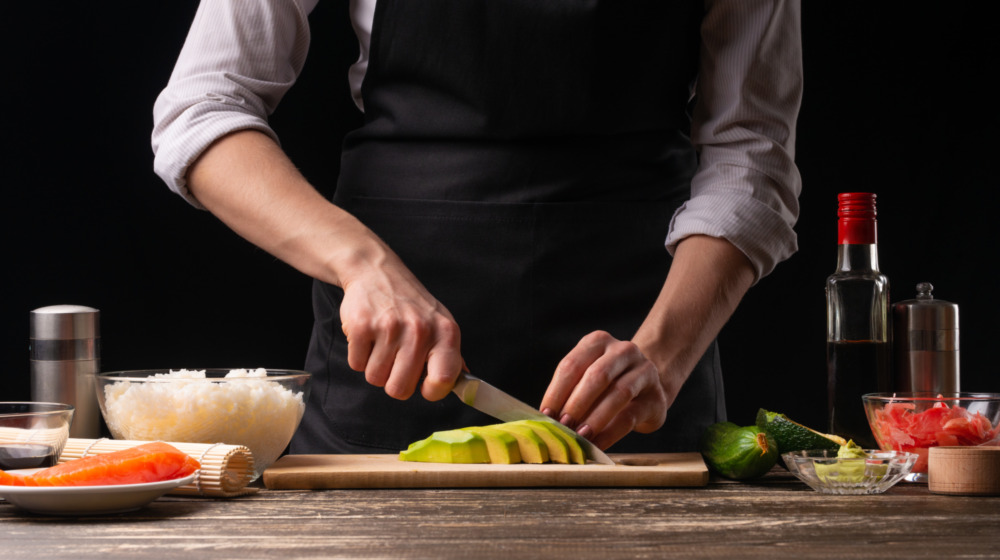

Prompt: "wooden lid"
[928,446,1000,496]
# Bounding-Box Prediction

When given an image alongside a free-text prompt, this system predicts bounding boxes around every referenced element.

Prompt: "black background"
[2,2,996,434]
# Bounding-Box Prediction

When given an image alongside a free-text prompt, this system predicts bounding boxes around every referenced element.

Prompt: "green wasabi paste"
[814,440,884,483]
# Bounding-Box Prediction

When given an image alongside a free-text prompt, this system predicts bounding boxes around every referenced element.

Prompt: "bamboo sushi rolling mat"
[59,438,257,497]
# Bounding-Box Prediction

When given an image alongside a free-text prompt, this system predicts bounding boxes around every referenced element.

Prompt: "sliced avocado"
[530,421,586,465]
[487,423,550,464]
[755,408,847,454]
[508,420,573,464]
[398,429,490,463]
[461,426,522,464]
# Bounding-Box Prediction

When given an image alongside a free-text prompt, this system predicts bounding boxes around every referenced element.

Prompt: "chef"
[152,0,802,454]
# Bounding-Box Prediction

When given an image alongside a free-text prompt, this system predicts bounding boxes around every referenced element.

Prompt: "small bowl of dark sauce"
[0,403,74,472]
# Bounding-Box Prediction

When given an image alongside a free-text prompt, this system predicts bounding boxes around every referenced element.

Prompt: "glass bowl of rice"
[96,368,310,481]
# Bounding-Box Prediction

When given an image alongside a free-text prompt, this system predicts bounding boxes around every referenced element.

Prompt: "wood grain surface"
[262,453,708,489]
[4,470,1000,560]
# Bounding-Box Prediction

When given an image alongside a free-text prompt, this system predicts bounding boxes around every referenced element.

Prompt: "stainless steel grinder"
[29,304,101,438]
[892,283,959,394]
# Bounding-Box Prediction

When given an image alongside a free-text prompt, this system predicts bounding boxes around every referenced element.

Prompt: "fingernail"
[541,408,556,418]
[577,425,593,439]
[559,413,575,427]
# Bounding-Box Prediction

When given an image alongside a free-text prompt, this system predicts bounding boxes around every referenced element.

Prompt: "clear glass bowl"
[0,402,75,471]
[96,369,310,481]
[782,449,918,495]
[862,392,1000,482]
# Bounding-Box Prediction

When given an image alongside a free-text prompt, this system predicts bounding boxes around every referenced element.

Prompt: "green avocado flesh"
[399,420,587,465]
[461,426,522,464]
[510,420,586,465]
[398,429,491,463]
[483,423,549,463]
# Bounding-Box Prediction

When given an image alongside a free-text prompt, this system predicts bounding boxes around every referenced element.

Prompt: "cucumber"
[700,422,778,480]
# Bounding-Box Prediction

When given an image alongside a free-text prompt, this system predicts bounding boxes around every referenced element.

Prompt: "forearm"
[633,235,755,407]
[186,129,463,400]
[186,129,385,288]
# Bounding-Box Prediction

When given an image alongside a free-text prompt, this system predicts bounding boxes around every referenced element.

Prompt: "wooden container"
[928,446,1000,496]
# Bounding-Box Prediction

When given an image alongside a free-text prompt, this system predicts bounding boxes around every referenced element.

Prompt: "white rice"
[101,368,306,474]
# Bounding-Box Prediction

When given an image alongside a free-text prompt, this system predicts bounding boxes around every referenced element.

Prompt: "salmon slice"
[0,442,200,487]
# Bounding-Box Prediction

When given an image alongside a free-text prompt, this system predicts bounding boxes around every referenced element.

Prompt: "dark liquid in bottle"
[0,443,59,470]
[827,340,891,448]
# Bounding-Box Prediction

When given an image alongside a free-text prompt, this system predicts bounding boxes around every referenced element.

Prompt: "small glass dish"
[782,449,918,495]
[1,402,75,470]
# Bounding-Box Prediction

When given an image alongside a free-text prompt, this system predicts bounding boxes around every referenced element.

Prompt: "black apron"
[291,0,726,454]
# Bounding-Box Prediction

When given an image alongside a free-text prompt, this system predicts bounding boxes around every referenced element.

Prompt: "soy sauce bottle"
[826,193,891,447]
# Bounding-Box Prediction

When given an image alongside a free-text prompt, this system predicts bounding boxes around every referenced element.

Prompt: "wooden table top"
[3,470,999,559]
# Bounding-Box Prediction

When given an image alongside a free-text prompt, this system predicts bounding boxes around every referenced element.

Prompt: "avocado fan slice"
[461,426,522,464]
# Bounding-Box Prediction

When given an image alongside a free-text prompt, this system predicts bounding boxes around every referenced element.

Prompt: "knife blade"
[452,371,615,465]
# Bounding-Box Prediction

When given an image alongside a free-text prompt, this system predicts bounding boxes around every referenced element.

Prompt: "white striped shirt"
[152,0,802,280]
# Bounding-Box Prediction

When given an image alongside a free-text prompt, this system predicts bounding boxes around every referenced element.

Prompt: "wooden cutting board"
[262,453,708,489]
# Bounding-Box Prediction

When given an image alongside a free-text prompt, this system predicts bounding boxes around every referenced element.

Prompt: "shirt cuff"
[665,175,799,283]
[152,103,280,209]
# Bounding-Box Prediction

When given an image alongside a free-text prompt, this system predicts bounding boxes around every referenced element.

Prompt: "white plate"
[0,471,195,515]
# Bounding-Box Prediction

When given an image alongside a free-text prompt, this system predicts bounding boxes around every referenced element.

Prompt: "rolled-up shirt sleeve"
[151,0,316,208]
[666,0,803,281]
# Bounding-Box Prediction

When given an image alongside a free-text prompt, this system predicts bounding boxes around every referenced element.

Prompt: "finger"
[540,331,610,420]
[572,366,644,435]
[362,319,403,388]
[578,367,665,436]
[558,341,637,423]
[420,320,463,401]
[382,326,432,400]
[344,320,375,373]
[591,392,668,450]
[589,403,641,450]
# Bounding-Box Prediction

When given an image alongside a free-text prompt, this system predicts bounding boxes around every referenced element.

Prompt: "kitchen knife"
[452,372,616,465]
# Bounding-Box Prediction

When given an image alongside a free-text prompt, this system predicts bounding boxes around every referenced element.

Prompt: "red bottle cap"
[837,192,878,245]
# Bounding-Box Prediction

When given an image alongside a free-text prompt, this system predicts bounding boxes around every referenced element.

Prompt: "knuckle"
[406,320,432,348]
[375,314,402,337]
[383,380,412,400]
[582,330,613,345]
[343,317,372,339]
[616,409,639,434]
[611,339,641,358]
[608,378,640,403]
[555,354,584,378]
[434,318,461,345]
[347,355,367,372]
[365,366,388,387]
[594,363,619,387]
[635,410,667,434]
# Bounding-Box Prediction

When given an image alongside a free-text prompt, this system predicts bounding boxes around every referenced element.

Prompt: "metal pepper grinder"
[30,305,101,438]
[892,283,959,394]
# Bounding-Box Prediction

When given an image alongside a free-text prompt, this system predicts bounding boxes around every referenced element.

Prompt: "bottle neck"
[836,243,880,273]
[838,218,877,245]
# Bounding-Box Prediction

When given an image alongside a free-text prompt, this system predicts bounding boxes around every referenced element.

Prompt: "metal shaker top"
[29,305,100,361]
[892,283,958,350]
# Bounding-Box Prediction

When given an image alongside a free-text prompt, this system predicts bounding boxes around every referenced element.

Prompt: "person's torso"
[294,0,724,455]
